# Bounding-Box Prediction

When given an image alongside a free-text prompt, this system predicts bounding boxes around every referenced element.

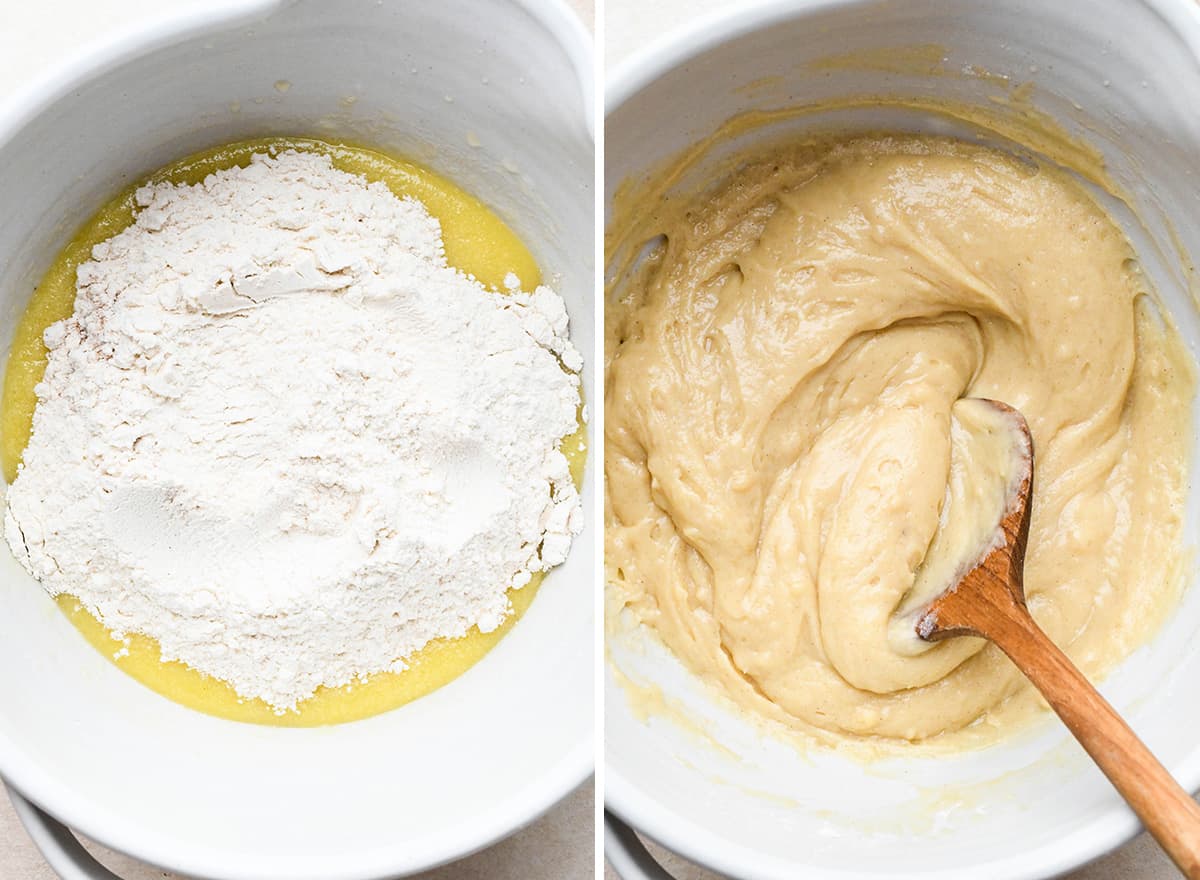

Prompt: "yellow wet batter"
[605,133,1193,748]
[2,137,585,726]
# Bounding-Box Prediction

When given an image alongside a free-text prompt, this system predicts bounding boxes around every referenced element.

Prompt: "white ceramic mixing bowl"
[0,2,593,878]
[605,1,1200,878]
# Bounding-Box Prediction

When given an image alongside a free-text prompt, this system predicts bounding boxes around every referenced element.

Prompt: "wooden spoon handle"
[983,597,1200,878]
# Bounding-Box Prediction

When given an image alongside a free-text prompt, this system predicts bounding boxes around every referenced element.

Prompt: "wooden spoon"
[915,399,1200,879]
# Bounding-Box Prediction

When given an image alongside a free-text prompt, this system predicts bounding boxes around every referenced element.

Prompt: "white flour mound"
[4,150,584,711]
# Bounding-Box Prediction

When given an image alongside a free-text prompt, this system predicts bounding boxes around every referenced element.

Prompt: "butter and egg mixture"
[3,138,585,726]
[605,133,1192,749]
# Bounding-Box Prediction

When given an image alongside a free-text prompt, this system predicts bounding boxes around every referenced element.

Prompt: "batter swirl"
[605,134,1193,746]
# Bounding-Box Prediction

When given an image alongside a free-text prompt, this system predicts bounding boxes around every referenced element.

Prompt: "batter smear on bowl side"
[605,133,1193,750]
[3,139,585,723]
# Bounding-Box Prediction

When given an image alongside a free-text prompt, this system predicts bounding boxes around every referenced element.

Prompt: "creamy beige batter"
[605,134,1194,748]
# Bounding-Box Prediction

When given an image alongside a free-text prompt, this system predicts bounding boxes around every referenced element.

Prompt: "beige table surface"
[0,1,595,878]
[603,1,1191,878]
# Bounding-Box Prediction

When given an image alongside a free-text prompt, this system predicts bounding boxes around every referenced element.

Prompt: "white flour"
[3,150,583,711]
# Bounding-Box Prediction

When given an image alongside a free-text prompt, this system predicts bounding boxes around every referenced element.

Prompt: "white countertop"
[0,1,594,878]
[603,1,1189,878]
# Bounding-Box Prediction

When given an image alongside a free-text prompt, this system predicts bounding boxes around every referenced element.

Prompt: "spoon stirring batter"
[916,399,1200,879]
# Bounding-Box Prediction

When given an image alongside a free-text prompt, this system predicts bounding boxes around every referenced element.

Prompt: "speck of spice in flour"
[3,150,584,711]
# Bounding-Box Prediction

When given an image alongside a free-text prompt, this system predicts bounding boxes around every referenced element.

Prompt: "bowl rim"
[606,0,1200,118]
[602,0,1200,877]
[0,0,595,878]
